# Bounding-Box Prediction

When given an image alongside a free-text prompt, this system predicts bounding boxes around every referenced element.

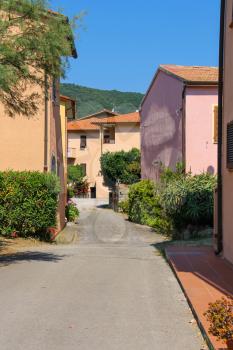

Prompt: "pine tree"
[0,0,78,116]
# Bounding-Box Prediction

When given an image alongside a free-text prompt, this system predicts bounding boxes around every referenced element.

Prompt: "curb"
[165,248,215,350]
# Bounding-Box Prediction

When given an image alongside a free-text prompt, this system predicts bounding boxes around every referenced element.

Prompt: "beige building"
[0,88,76,232]
[67,110,140,198]
[215,0,233,265]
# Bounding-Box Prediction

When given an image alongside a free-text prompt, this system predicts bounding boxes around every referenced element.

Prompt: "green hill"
[60,83,144,119]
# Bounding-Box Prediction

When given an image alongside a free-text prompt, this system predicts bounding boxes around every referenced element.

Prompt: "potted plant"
[204,297,233,349]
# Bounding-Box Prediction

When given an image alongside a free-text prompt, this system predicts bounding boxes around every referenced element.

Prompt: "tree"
[100,148,141,186]
[0,0,79,116]
[68,164,85,185]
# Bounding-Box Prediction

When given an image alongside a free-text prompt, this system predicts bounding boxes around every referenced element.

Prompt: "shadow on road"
[0,251,66,267]
[96,204,110,209]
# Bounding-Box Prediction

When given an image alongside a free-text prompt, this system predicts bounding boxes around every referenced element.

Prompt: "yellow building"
[67,110,140,199]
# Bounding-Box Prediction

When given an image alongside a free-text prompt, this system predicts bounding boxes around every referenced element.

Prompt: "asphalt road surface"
[0,199,205,350]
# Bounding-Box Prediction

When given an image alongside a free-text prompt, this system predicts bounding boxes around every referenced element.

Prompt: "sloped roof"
[92,112,140,124]
[60,95,76,103]
[67,112,140,131]
[67,118,99,131]
[141,64,218,108]
[79,109,119,120]
[160,65,218,83]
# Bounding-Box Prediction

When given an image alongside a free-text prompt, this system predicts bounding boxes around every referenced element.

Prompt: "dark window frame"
[80,135,87,149]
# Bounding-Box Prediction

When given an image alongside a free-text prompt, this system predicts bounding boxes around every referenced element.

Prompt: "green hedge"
[127,171,216,238]
[128,180,171,234]
[0,171,60,238]
[161,173,216,229]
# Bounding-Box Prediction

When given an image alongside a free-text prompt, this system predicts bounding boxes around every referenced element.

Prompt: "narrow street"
[0,200,204,350]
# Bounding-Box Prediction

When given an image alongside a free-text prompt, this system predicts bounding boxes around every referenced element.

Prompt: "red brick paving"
[166,246,233,350]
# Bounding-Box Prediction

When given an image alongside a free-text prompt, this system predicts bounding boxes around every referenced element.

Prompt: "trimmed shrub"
[0,171,60,238]
[118,199,129,214]
[65,202,79,222]
[128,180,171,234]
[161,173,217,230]
[100,148,141,185]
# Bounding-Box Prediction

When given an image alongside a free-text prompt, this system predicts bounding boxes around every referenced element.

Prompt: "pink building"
[215,0,233,265]
[140,65,218,180]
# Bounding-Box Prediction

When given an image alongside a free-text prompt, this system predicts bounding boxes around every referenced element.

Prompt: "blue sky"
[50,0,220,93]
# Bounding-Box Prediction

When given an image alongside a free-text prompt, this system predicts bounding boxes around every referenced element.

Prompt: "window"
[227,121,233,169]
[103,126,115,144]
[104,134,110,144]
[80,163,87,176]
[80,135,87,149]
[213,105,218,144]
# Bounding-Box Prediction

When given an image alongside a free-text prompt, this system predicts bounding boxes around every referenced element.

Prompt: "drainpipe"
[100,125,103,155]
[216,0,225,255]
[44,72,49,172]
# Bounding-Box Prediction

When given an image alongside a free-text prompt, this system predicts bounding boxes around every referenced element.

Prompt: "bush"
[67,164,89,197]
[66,202,79,222]
[161,173,216,230]
[204,297,233,343]
[67,187,75,199]
[118,199,129,214]
[68,164,85,184]
[0,171,60,239]
[128,180,171,234]
[100,148,141,185]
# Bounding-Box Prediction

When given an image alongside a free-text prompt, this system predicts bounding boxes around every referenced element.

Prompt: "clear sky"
[50,0,220,93]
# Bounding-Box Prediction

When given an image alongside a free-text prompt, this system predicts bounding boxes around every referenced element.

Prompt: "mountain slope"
[60,83,144,118]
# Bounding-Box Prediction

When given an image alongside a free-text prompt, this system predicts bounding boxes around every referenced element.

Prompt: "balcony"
[67,147,77,158]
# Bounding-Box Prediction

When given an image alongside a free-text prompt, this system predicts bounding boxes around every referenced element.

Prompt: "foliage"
[125,164,216,238]
[73,179,89,197]
[160,162,185,185]
[100,148,141,186]
[204,297,233,342]
[60,83,144,118]
[67,164,89,197]
[161,173,217,230]
[128,180,171,234]
[67,187,75,199]
[118,199,129,214]
[0,170,60,238]
[0,0,79,116]
[65,201,79,222]
[68,164,85,184]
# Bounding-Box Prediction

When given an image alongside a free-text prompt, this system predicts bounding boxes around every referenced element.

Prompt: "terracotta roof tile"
[160,65,218,83]
[67,112,140,131]
[92,112,140,124]
[67,118,99,131]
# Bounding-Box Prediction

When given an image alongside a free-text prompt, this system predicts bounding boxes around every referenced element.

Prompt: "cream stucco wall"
[68,123,140,198]
[0,87,45,172]
[221,0,233,264]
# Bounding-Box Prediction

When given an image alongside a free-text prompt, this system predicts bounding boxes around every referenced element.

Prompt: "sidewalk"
[166,246,233,350]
